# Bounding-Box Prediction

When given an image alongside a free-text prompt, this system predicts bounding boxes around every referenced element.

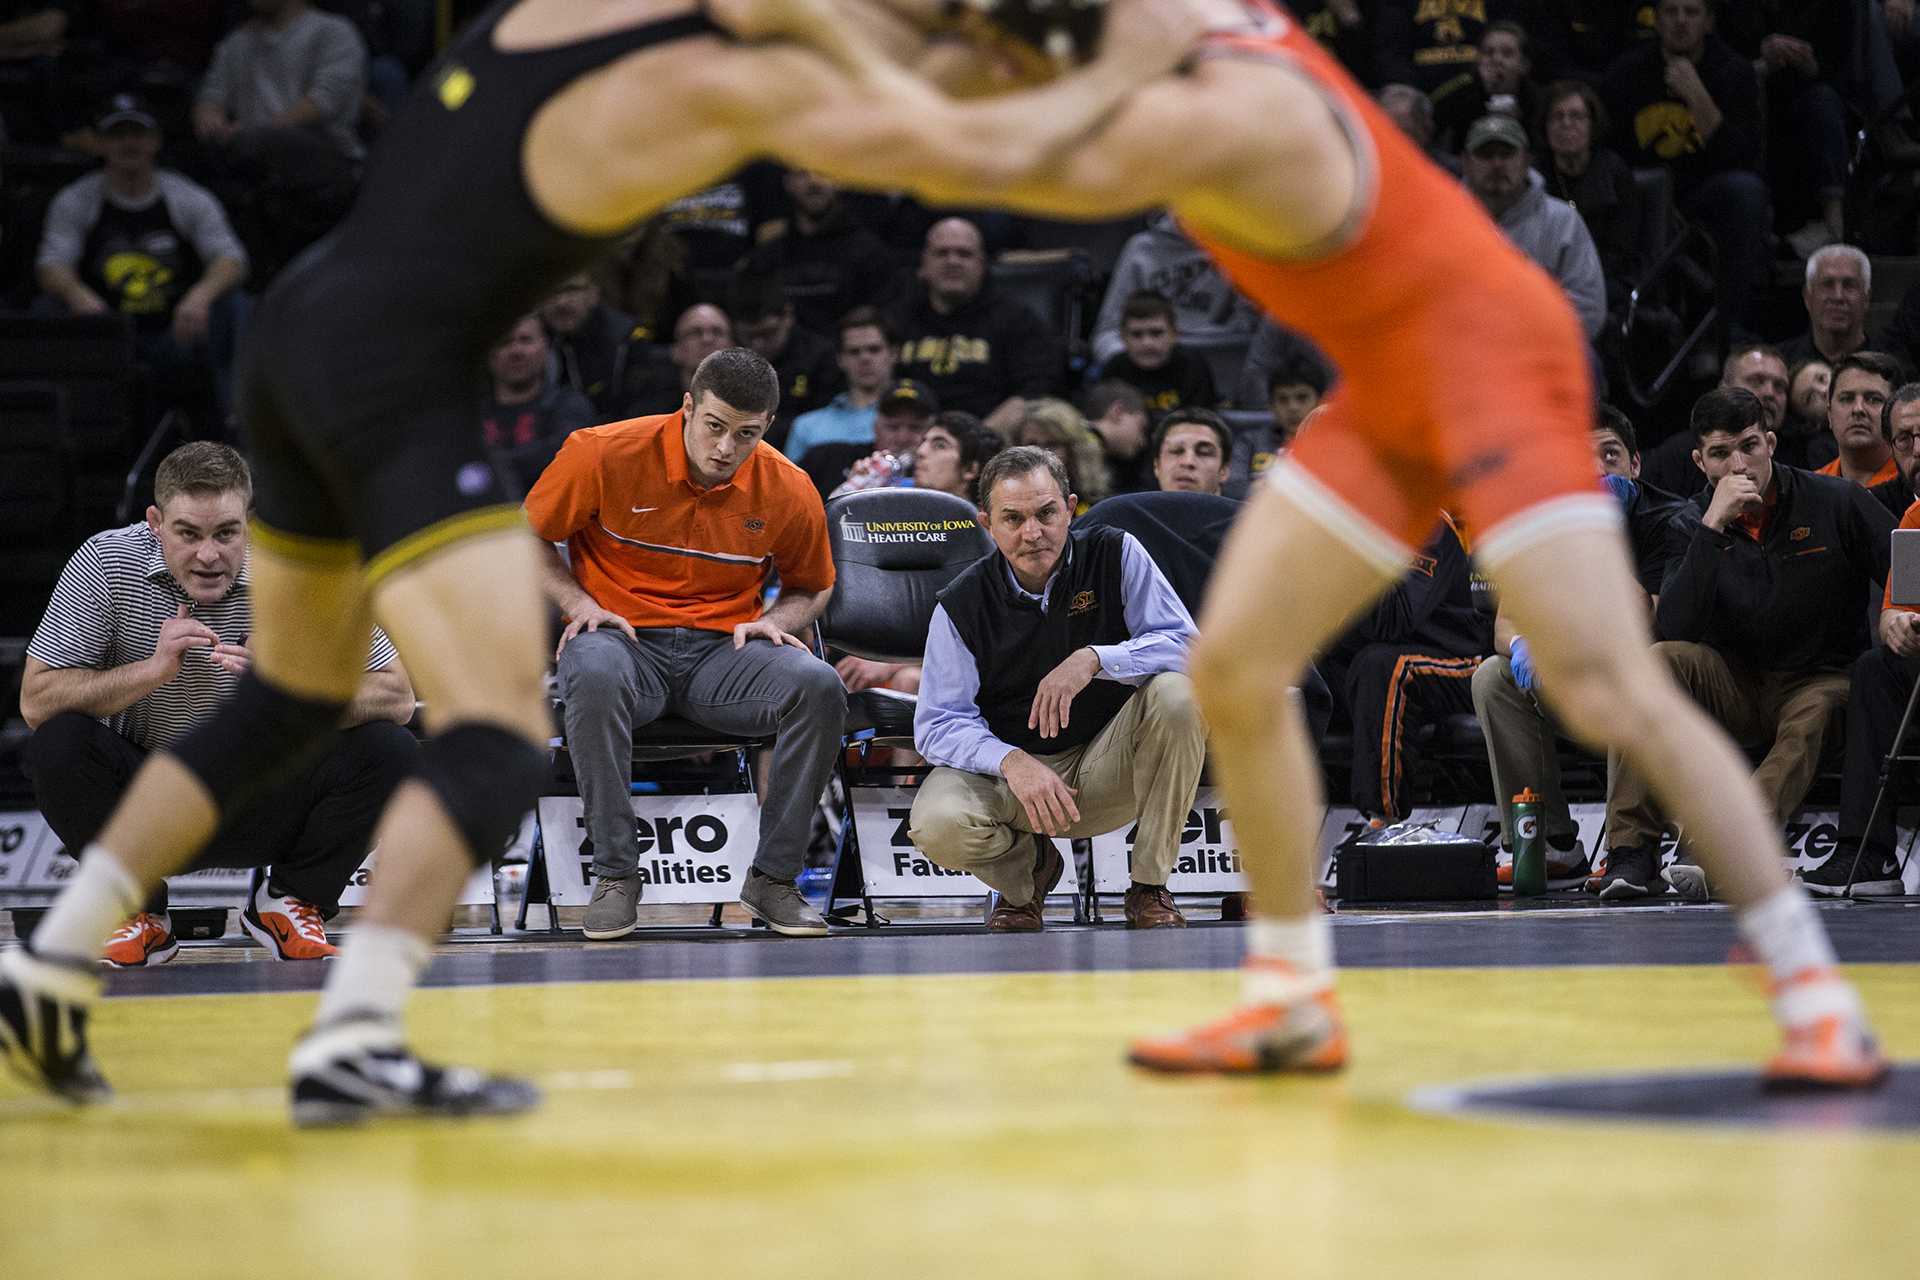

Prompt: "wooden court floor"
[1,942,1915,1280]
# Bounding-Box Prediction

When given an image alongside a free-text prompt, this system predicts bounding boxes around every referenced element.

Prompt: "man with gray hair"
[525,347,845,941]
[909,446,1206,931]
[1781,245,1872,369]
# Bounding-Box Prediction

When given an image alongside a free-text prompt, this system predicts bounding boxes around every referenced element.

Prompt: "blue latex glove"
[1602,472,1639,508]
[1509,635,1536,693]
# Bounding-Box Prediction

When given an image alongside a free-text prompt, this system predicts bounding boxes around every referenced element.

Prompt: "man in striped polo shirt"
[19,444,417,966]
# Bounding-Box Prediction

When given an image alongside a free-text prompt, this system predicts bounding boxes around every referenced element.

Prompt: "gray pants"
[1470,655,1581,850]
[908,673,1206,902]
[558,627,847,881]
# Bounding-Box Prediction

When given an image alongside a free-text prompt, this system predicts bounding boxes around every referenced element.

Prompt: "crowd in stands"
[12,0,1920,952]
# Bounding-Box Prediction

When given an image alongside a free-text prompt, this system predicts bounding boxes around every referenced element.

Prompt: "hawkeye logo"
[839,516,974,546]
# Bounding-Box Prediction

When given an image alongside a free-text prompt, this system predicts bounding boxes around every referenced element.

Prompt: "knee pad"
[170,673,347,812]
[413,724,549,867]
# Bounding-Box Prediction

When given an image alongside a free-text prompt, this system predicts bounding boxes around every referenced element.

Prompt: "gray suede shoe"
[581,874,643,940]
[739,871,829,937]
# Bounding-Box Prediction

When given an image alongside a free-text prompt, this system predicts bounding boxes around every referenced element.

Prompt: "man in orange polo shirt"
[1815,353,1903,489]
[525,347,843,940]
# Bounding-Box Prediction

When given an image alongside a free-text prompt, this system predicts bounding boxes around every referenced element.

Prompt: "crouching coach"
[909,446,1206,930]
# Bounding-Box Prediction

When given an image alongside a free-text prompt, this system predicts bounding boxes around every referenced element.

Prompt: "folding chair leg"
[1849,676,1920,894]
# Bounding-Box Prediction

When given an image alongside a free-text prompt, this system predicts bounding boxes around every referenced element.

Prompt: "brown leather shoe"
[987,836,1064,932]
[1124,883,1188,929]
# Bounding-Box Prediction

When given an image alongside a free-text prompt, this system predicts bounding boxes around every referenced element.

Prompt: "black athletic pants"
[1840,646,1920,862]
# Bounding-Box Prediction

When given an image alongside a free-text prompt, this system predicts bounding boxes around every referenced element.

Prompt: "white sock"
[1242,915,1334,1004]
[1736,886,1859,1025]
[311,924,431,1029]
[30,845,145,964]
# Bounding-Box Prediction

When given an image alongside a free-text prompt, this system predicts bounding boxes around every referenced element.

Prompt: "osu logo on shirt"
[1069,590,1097,615]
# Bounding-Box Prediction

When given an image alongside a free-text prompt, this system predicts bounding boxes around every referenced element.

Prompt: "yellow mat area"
[3,963,1914,1279]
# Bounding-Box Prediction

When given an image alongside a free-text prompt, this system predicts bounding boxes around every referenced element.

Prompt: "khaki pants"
[908,673,1206,903]
[1606,641,1849,852]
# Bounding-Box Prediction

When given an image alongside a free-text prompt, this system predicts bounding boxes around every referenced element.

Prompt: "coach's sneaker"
[0,948,113,1104]
[739,869,829,937]
[1798,845,1905,899]
[1762,970,1889,1091]
[241,884,338,960]
[1597,844,1659,902]
[102,912,179,968]
[581,873,643,941]
[1497,838,1590,890]
[1129,969,1348,1075]
[1662,851,1712,902]
[289,1011,540,1128]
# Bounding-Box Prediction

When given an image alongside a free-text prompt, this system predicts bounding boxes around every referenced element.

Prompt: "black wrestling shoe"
[0,947,112,1104]
[1596,844,1659,902]
[289,1011,540,1128]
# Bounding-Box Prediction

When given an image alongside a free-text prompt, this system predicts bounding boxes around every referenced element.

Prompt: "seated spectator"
[540,273,642,417]
[1462,113,1606,339]
[655,168,778,284]
[1015,397,1109,513]
[1787,355,1835,452]
[480,314,595,496]
[526,348,844,940]
[783,306,895,466]
[1233,317,1335,411]
[1473,406,1694,885]
[892,216,1058,433]
[17,443,416,966]
[1320,511,1492,822]
[1780,246,1872,370]
[593,217,699,345]
[1377,82,1457,174]
[328,0,434,121]
[1643,343,1796,491]
[1598,387,1895,901]
[1536,79,1642,318]
[1082,380,1154,497]
[909,447,1205,930]
[36,93,248,432]
[1434,20,1543,152]
[833,411,1004,697]
[744,170,897,336]
[1100,290,1218,418]
[1817,352,1902,487]
[1601,0,1770,339]
[1830,382,1920,896]
[1151,408,1231,495]
[1870,383,1920,518]
[730,271,839,447]
[1090,213,1259,368]
[814,377,937,498]
[620,301,732,413]
[1226,359,1331,498]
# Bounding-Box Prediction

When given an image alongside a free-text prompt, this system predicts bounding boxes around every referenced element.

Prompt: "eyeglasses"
[1892,432,1920,453]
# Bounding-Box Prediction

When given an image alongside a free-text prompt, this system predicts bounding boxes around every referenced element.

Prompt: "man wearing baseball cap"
[1460,112,1606,340]
[36,93,249,427]
[809,377,941,497]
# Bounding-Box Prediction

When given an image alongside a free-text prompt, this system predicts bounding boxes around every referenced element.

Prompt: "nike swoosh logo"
[630,506,658,514]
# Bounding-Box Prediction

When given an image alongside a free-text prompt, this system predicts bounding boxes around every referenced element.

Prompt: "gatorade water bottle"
[1511,787,1546,897]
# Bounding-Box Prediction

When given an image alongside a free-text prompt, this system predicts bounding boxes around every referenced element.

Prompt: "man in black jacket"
[1600,0,1770,338]
[892,217,1061,434]
[1598,387,1895,900]
[743,170,899,336]
[909,447,1205,930]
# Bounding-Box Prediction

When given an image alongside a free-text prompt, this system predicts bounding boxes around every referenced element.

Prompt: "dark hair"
[1593,403,1638,456]
[1690,386,1764,443]
[1481,19,1531,61]
[1083,379,1147,420]
[1121,290,1176,327]
[1883,382,1920,442]
[1152,407,1232,460]
[1833,350,1904,396]
[977,444,1072,512]
[688,347,780,416]
[727,271,789,326]
[1268,354,1330,397]
[836,305,890,346]
[928,410,1003,475]
[155,441,252,509]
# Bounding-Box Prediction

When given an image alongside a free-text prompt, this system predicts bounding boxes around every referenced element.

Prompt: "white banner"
[1461,802,1608,857]
[0,810,59,893]
[337,848,498,907]
[847,786,1077,898]
[1088,786,1247,892]
[536,793,760,906]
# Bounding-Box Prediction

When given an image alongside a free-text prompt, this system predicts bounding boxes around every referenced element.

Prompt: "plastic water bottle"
[1511,786,1546,897]
[842,450,916,491]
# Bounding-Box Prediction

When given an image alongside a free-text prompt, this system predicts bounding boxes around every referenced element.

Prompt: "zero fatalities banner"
[848,786,1076,898]
[1088,787,1249,892]
[536,793,760,906]
[334,815,525,908]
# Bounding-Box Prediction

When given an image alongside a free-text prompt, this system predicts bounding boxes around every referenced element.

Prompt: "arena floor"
[3,902,1917,1280]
